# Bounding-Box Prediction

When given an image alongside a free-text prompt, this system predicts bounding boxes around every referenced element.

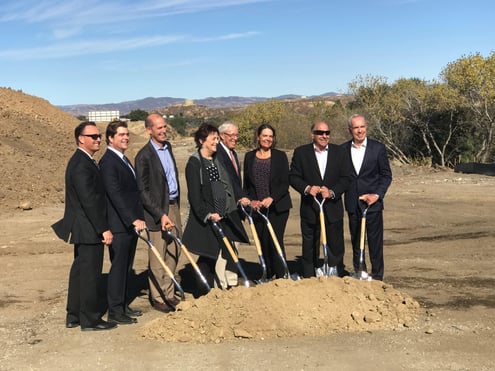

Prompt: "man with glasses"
[52,121,116,331]
[289,121,352,278]
[216,121,250,288]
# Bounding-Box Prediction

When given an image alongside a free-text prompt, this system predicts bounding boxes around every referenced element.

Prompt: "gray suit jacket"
[134,140,180,231]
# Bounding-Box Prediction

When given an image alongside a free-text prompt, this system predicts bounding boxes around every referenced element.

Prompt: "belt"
[169,199,177,205]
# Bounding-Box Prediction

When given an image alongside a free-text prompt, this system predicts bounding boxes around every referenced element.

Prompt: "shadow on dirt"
[387,275,495,309]
[386,231,493,246]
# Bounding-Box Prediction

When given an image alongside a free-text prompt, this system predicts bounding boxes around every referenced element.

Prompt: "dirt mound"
[0,87,78,209]
[141,277,420,344]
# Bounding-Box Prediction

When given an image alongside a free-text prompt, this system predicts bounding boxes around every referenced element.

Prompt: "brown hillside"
[0,88,78,209]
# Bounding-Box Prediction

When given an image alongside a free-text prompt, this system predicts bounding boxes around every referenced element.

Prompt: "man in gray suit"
[52,121,116,331]
[135,114,181,313]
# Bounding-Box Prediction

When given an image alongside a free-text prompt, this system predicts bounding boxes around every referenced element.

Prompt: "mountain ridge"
[59,92,341,117]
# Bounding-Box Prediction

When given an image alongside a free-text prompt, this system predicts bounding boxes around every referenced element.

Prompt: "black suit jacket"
[134,141,180,231]
[99,149,144,233]
[289,143,352,224]
[341,138,392,214]
[216,144,245,201]
[52,149,109,244]
[243,148,292,213]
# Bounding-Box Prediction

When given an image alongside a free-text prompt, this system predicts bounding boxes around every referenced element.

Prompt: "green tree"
[441,52,495,162]
[128,109,149,121]
[232,100,289,148]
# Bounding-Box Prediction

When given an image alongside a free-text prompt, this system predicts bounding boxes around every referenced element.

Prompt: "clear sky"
[0,0,493,106]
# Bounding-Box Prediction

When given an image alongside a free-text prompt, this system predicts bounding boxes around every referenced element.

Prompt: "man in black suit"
[52,121,116,331]
[99,120,146,324]
[289,121,352,278]
[135,113,181,313]
[342,114,392,280]
[216,121,250,288]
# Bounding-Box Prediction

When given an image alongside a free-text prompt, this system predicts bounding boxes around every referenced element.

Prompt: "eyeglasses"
[312,130,330,136]
[223,132,239,138]
[80,134,102,140]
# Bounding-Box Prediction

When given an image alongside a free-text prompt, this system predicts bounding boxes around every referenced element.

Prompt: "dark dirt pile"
[141,276,421,344]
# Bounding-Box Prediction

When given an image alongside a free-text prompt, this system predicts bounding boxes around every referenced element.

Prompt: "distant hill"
[58,92,341,117]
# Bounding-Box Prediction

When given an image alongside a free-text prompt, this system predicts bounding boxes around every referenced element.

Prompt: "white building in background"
[88,111,120,122]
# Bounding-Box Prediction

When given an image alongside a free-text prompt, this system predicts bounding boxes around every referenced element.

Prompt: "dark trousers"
[196,255,217,296]
[107,231,138,314]
[253,210,289,279]
[300,218,344,278]
[66,243,104,327]
[348,210,384,280]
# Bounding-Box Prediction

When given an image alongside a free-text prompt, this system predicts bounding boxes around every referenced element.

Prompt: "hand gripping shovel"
[239,204,269,283]
[164,224,211,292]
[136,228,185,306]
[255,209,300,281]
[357,196,372,281]
[210,220,250,288]
[314,196,338,277]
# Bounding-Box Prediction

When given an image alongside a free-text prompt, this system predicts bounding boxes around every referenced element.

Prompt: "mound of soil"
[141,277,420,344]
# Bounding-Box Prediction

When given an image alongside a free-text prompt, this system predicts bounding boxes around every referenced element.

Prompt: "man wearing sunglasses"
[52,121,116,331]
[289,121,352,278]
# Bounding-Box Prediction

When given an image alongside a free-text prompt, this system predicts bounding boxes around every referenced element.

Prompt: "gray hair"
[348,114,365,128]
[218,121,237,134]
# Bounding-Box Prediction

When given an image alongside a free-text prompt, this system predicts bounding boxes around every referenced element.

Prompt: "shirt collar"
[150,139,168,151]
[313,144,328,153]
[108,146,124,159]
[351,137,368,149]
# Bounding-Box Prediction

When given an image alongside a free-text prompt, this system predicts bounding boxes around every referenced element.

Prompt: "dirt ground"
[1,89,495,370]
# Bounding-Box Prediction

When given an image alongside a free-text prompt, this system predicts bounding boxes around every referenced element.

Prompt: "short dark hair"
[194,122,219,148]
[74,121,97,145]
[105,120,128,145]
[255,123,277,149]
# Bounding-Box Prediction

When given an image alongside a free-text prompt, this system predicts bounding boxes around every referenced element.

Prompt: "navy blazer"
[243,148,292,213]
[134,141,180,231]
[99,149,144,234]
[289,143,352,224]
[52,149,109,244]
[341,138,392,214]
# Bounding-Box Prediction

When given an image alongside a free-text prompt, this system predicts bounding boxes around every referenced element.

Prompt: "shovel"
[357,196,372,281]
[255,209,300,281]
[239,204,269,283]
[210,220,250,288]
[164,224,211,292]
[136,228,185,307]
[314,196,338,277]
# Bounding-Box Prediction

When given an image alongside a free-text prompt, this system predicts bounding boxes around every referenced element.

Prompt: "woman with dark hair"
[243,124,292,279]
[182,123,248,295]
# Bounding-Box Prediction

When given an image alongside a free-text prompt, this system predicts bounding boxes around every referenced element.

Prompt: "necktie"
[123,155,135,177]
[92,158,99,169]
[229,150,239,175]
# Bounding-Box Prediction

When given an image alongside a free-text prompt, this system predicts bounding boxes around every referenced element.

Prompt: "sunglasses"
[312,130,330,136]
[81,134,102,140]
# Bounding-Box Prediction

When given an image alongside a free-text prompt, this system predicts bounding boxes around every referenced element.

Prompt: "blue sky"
[0,0,493,106]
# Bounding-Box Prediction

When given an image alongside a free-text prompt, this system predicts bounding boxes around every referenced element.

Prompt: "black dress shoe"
[125,306,143,317]
[66,320,80,328]
[81,320,117,331]
[108,313,137,325]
